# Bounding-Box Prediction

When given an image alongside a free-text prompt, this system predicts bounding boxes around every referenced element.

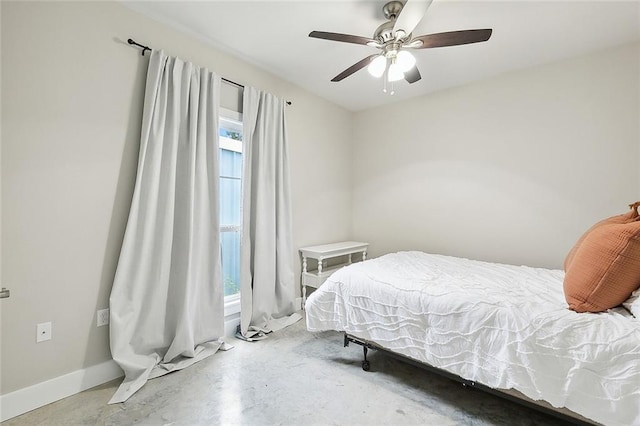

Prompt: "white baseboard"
[0,360,123,422]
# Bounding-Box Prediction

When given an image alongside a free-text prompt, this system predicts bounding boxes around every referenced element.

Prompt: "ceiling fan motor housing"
[373,20,396,43]
[375,1,412,44]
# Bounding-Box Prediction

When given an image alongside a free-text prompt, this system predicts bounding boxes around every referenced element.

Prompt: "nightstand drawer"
[302,266,343,288]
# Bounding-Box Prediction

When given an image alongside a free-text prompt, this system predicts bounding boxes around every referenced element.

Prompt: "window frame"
[219,107,243,318]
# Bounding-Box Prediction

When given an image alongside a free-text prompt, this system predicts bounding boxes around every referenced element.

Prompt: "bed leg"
[344,334,372,371]
[362,345,370,371]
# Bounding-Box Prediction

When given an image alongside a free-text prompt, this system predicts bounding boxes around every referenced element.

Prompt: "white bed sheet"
[305,251,640,426]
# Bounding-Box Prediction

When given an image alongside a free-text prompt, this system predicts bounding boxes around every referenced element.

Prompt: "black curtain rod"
[127,38,151,56]
[127,38,291,105]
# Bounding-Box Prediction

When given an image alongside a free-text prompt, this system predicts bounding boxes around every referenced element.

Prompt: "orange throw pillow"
[563,202,640,271]
[564,202,640,313]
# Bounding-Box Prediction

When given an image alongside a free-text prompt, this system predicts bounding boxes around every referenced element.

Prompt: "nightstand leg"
[363,251,367,261]
[302,285,307,310]
[302,256,307,310]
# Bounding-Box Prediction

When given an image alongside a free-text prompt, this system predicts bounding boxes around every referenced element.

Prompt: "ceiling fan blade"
[411,29,493,49]
[309,31,376,46]
[331,54,380,82]
[404,66,421,84]
[393,0,434,39]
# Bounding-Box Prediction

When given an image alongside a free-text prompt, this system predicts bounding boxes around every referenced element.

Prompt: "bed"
[305,251,640,426]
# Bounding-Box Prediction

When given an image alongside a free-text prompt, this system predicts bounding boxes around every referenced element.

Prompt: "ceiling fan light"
[368,55,386,78]
[396,50,416,72]
[388,63,404,82]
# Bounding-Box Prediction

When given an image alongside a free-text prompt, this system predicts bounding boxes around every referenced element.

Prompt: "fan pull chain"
[383,65,389,93]
[382,78,396,95]
[380,56,396,95]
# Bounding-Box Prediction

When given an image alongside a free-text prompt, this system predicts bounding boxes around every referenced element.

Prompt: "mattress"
[305,251,640,426]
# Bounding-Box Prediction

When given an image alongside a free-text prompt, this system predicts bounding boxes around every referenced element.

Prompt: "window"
[219,109,242,304]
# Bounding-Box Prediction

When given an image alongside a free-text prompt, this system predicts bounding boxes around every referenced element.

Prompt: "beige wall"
[352,42,640,269]
[1,1,353,394]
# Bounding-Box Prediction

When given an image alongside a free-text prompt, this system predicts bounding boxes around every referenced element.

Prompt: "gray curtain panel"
[239,87,300,339]
[109,50,228,403]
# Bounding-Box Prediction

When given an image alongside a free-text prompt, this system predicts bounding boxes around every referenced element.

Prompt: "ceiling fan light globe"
[396,50,416,72]
[368,55,387,78]
[388,63,404,82]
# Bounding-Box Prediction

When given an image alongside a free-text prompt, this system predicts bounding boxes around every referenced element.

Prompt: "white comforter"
[305,251,640,426]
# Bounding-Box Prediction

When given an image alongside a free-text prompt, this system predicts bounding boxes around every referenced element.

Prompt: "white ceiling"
[124,1,640,111]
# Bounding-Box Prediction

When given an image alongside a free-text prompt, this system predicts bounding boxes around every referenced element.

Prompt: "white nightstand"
[300,241,369,308]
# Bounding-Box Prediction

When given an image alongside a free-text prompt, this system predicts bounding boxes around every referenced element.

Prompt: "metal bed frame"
[343,333,596,426]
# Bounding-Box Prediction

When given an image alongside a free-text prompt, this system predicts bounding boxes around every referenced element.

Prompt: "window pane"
[219,177,241,227]
[220,149,242,178]
[219,111,242,299]
[221,230,241,297]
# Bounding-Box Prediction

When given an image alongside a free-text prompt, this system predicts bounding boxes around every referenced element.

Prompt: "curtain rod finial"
[128,38,150,55]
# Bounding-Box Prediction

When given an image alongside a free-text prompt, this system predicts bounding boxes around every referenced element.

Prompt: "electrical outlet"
[97,308,110,327]
[36,322,52,343]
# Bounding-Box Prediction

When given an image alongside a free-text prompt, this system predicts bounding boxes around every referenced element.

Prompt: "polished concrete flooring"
[5,318,572,425]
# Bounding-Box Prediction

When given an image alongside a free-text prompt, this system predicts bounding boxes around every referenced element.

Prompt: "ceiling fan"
[309,0,492,94]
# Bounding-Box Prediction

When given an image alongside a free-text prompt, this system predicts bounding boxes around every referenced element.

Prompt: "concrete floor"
[5,318,572,425]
